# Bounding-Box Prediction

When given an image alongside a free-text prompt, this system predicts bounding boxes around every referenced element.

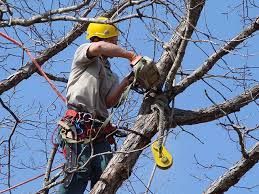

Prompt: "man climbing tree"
[58,17,137,193]
[0,1,258,194]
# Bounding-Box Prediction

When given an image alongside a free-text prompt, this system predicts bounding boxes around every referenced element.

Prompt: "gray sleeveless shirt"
[66,43,119,118]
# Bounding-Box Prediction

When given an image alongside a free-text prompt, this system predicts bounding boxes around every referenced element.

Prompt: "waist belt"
[65,109,105,124]
[66,105,106,121]
[59,109,116,144]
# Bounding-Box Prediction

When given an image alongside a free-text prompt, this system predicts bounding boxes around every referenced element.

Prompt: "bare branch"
[204,90,248,158]
[0,0,92,27]
[204,143,259,194]
[0,98,20,190]
[156,0,205,90]
[173,17,259,96]
[172,84,259,126]
[42,144,58,194]
[37,71,68,83]
[164,0,206,92]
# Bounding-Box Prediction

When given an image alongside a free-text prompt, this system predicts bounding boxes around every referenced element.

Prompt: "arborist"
[58,17,138,193]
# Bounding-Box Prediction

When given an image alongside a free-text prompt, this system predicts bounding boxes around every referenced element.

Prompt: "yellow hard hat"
[86,17,119,40]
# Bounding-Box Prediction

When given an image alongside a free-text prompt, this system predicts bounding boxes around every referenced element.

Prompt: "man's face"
[105,36,118,45]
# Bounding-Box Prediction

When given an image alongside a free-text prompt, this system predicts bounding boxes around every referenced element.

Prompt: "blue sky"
[0,0,258,194]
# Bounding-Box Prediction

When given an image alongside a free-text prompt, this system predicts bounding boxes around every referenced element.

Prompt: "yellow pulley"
[151,140,173,170]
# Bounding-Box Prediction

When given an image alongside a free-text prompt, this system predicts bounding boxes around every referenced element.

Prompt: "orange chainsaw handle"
[130,55,142,67]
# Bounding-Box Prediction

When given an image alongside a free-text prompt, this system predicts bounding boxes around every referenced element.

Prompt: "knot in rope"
[151,95,169,157]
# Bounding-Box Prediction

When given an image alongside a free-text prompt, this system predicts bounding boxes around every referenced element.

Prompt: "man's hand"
[125,71,134,84]
[130,55,142,67]
[105,72,135,108]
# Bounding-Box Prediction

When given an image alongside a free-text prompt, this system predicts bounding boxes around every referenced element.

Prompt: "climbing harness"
[59,109,117,144]
[58,109,119,187]
[150,97,173,170]
[57,56,162,189]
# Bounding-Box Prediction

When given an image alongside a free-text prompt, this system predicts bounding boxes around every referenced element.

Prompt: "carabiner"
[82,112,92,123]
[75,121,84,135]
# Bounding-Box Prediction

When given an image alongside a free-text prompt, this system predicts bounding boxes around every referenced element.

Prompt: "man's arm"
[87,41,136,108]
[87,41,135,61]
[106,74,133,108]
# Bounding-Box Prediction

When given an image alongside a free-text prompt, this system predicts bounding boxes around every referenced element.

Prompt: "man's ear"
[90,37,102,42]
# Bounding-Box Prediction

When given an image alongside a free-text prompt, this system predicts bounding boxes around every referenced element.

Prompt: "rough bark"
[90,1,259,193]
[90,113,158,194]
[89,83,258,194]
[90,0,206,193]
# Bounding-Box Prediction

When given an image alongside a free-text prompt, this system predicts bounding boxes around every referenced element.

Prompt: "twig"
[43,144,58,194]
[174,17,259,96]
[0,98,20,191]
[204,90,249,158]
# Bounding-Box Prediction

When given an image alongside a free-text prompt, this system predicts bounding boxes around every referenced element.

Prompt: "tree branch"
[43,144,58,194]
[204,143,259,194]
[156,0,205,90]
[0,0,92,27]
[172,84,259,126]
[37,71,68,83]
[173,17,259,96]
[0,98,20,190]
[165,0,205,92]
[90,113,158,194]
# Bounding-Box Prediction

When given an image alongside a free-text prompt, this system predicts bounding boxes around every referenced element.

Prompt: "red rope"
[0,164,63,193]
[0,32,67,192]
[0,31,66,103]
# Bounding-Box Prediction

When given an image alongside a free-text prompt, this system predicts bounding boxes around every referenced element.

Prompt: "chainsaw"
[130,55,160,93]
